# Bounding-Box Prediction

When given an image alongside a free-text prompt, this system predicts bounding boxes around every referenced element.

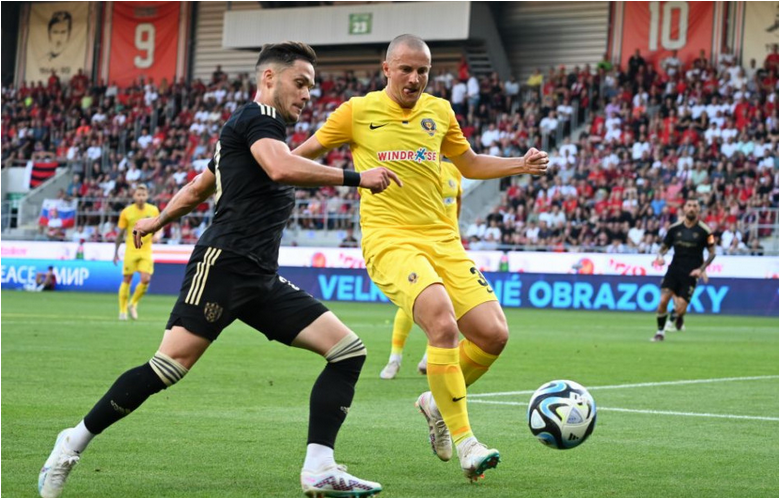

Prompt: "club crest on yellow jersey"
[421,118,436,136]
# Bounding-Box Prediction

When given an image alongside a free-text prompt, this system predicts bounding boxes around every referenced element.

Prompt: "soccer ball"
[527,380,596,449]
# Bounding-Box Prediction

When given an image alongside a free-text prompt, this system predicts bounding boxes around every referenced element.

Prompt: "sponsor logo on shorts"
[408,272,418,284]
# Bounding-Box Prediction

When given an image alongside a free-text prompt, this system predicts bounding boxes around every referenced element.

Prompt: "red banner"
[108,2,180,87]
[620,1,715,73]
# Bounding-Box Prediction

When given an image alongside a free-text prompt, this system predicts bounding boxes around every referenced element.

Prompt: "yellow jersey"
[118,202,159,254]
[441,158,462,232]
[315,91,470,236]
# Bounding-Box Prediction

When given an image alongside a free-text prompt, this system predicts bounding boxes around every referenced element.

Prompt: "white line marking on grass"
[470,399,779,422]
[470,375,780,398]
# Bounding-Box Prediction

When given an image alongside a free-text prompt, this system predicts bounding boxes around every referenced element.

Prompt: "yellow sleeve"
[314,99,353,149]
[441,106,471,159]
[118,207,128,230]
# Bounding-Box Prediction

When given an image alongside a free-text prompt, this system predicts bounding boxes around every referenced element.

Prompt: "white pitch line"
[470,399,779,422]
[470,375,780,398]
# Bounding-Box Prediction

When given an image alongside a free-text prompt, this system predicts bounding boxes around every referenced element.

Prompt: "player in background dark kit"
[38,41,400,499]
[651,198,716,342]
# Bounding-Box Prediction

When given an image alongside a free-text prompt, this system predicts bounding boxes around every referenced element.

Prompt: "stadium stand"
[1,44,778,253]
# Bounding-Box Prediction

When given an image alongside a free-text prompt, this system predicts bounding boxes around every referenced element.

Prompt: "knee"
[325,332,366,377]
[476,317,509,354]
[491,322,509,352]
[141,276,151,285]
[149,351,190,388]
[425,315,460,348]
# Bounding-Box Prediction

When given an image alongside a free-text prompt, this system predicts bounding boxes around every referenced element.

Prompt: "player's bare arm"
[450,147,549,179]
[690,244,716,282]
[113,229,126,265]
[653,244,669,266]
[292,134,330,160]
[254,138,401,193]
[132,169,217,248]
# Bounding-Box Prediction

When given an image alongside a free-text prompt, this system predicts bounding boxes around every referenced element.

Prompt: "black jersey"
[663,219,715,272]
[197,102,292,273]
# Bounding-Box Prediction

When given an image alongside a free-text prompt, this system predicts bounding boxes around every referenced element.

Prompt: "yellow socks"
[119,282,130,313]
[130,282,149,306]
[427,345,473,444]
[390,308,414,356]
[459,339,499,387]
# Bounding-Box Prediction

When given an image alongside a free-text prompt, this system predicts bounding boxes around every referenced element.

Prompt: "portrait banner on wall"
[24,2,89,83]
[740,2,778,68]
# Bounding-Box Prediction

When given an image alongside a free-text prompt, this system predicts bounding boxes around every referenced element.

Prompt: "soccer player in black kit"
[38,42,401,498]
[651,198,716,342]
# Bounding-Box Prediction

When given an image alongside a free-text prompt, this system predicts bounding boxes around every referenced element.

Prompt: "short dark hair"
[48,11,72,34]
[255,42,317,71]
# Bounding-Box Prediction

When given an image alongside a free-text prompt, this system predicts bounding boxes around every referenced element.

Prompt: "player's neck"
[135,202,145,210]
[683,218,698,228]
[253,92,277,114]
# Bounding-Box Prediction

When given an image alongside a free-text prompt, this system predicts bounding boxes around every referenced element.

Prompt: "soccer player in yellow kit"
[295,34,548,481]
[114,185,160,320]
[379,159,462,379]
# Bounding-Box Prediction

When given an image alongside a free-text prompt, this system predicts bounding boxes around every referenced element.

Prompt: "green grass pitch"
[1,290,778,497]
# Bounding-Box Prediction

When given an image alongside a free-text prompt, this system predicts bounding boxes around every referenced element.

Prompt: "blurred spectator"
[25,266,57,292]
[339,226,359,248]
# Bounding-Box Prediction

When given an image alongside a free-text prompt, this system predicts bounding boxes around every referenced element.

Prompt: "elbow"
[267,167,288,183]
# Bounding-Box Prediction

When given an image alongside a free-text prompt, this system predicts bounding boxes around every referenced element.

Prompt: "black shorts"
[166,245,329,343]
[660,269,697,302]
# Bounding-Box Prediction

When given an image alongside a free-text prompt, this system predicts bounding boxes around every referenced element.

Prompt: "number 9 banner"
[108,2,182,87]
[615,1,718,72]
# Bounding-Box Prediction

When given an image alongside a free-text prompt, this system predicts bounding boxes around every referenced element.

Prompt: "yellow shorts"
[123,253,154,276]
[363,230,497,319]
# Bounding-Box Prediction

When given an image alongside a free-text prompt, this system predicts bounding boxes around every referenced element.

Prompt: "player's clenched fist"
[521,148,549,175]
[360,167,403,194]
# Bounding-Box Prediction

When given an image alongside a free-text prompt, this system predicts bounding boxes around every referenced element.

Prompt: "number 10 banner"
[108,1,181,87]
[616,1,718,73]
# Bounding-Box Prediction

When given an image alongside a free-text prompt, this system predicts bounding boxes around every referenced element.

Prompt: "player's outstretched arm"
[251,138,401,193]
[292,134,331,160]
[450,147,549,179]
[132,170,216,248]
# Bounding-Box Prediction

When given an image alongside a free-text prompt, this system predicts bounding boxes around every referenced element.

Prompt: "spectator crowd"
[2,46,778,254]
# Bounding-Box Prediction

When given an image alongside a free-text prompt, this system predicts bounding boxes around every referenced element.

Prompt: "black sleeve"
[242,108,286,147]
[207,158,215,173]
[663,227,674,248]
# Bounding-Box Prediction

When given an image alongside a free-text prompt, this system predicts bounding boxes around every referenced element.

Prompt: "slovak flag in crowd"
[38,199,77,229]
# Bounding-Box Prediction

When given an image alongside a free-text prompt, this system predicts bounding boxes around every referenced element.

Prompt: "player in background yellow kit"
[294,34,548,481]
[379,158,462,379]
[114,185,160,320]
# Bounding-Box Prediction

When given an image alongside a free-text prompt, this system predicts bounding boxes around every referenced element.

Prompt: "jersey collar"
[380,88,423,114]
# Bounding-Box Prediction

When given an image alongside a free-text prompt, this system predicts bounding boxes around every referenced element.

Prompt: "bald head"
[385,34,430,62]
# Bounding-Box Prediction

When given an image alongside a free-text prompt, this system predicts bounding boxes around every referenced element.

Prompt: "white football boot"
[415,391,452,461]
[39,429,80,498]
[416,353,427,375]
[664,320,676,332]
[379,360,400,380]
[650,331,665,342]
[128,303,138,321]
[301,464,382,498]
[118,312,128,321]
[456,437,501,482]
